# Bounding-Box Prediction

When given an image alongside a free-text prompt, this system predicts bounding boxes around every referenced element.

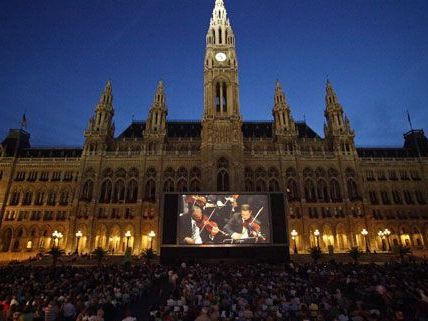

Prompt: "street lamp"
[361,228,370,253]
[290,229,298,254]
[383,228,391,251]
[378,230,386,252]
[148,230,156,250]
[314,229,320,248]
[75,230,83,254]
[125,230,132,249]
[52,230,63,248]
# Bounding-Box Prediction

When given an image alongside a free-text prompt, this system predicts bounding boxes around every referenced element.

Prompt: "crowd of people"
[1,259,428,321]
[0,262,166,321]
[151,261,428,321]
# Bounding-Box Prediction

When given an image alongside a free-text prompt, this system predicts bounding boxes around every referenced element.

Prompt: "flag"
[21,113,27,129]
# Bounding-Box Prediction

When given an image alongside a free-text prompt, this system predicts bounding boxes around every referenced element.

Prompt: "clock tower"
[201,0,243,191]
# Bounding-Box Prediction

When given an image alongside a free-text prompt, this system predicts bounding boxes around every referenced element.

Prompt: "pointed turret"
[323,80,355,154]
[272,81,298,152]
[206,0,235,47]
[144,81,168,148]
[84,81,115,154]
[146,80,167,132]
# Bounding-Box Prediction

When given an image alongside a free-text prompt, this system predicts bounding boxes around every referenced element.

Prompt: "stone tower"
[323,80,355,155]
[272,80,298,153]
[83,81,115,154]
[143,81,168,153]
[201,0,243,191]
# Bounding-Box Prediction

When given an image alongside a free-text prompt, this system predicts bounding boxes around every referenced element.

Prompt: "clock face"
[215,52,227,62]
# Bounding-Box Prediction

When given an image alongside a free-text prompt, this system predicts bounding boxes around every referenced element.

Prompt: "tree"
[393,245,412,262]
[309,246,322,263]
[92,247,107,267]
[348,247,363,263]
[142,248,156,264]
[48,247,65,268]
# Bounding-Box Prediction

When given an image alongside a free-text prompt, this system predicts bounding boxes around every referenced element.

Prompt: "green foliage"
[348,247,363,262]
[48,247,65,268]
[142,248,156,261]
[309,246,322,263]
[92,247,107,266]
[393,245,412,260]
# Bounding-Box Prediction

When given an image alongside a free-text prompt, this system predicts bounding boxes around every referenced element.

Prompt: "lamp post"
[378,230,386,252]
[290,229,298,254]
[361,228,370,253]
[314,229,320,249]
[75,230,83,254]
[148,230,156,250]
[125,230,131,250]
[383,228,391,251]
[52,230,63,248]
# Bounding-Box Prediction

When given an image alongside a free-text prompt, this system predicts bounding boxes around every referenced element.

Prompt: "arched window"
[222,82,227,112]
[317,179,329,202]
[215,83,221,112]
[126,179,138,203]
[22,191,33,206]
[177,179,188,192]
[112,180,125,203]
[99,180,112,203]
[189,179,200,192]
[144,168,157,200]
[81,180,93,201]
[330,179,341,202]
[304,179,316,202]
[347,179,359,201]
[47,191,56,206]
[269,179,280,192]
[144,179,156,200]
[10,191,21,205]
[244,179,253,192]
[287,179,299,201]
[163,179,175,192]
[217,158,229,192]
[59,190,69,205]
[255,179,267,192]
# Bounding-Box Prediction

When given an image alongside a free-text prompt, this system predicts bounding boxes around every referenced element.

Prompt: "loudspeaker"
[270,193,288,244]
[162,194,179,244]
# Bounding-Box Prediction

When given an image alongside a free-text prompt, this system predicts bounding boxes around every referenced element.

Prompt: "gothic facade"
[1,0,427,258]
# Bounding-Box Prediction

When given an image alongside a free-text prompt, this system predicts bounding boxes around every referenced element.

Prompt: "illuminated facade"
[1,0,427,259]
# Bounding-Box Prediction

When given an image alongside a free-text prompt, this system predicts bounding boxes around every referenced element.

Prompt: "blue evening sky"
[0,0,427,147]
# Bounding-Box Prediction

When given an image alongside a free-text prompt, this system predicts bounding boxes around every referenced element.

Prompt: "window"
[51,171,61,181]
[35,191,45,205]
[304,179,316,202]
[410,170,421,181]
[392,191,402,204]
[366,170,375,181]
[400,170,409,180]
[81,180,94,201]
[22,191,33,205]
[404,190,414,204]
[15,171,25,181]
[377,170,386,180]
[369,191,378,205]
[40,171,49,181]
[47,191,56,206]
[9,191,20,205]
[59,190,69,205]
[388,170,398,180]
[126,180,138,203]
[329,179,341,202]
[27,171,38,182]
[63,171,73,181]
[99,180,112,203]
[415,191,426,205]
[380,191,391,205]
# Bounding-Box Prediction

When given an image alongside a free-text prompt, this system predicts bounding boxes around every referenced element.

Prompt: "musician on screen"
[180,205,219,244]
[223,204,265,241]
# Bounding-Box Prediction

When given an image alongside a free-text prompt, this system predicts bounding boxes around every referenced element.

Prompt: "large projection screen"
[177,194,272,245]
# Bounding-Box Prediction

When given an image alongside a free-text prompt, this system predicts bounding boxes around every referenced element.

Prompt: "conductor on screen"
[223,204,266,242]
[180,205,219,244]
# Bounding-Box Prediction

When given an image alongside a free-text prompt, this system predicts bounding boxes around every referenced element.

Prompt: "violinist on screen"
[223,204,264,241]
[180,205,219,244]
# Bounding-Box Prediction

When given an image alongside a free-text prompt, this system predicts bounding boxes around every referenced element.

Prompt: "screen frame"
[175,192,274,247]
